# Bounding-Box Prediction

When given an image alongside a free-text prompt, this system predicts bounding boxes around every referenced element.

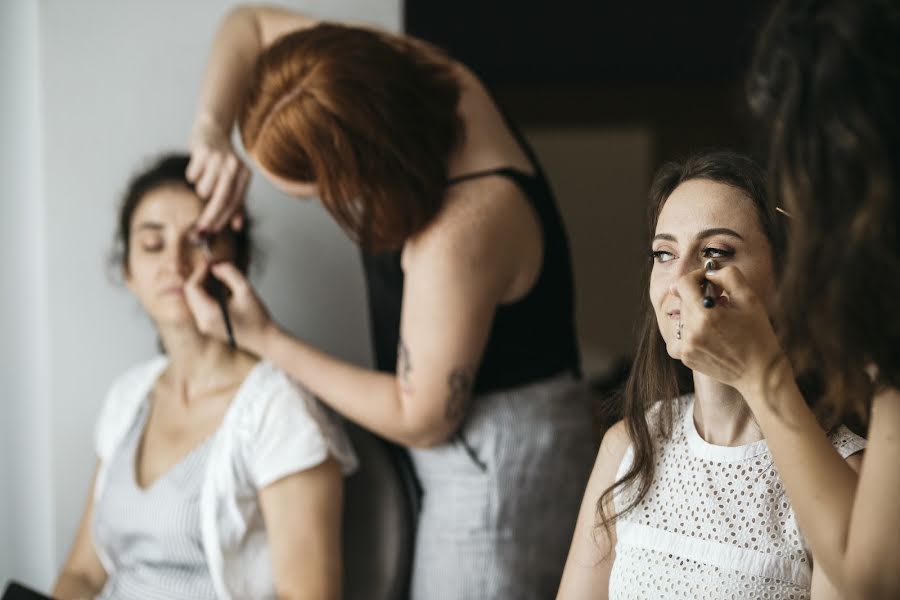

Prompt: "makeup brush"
[702,259,719,309]
[200,237,236,348]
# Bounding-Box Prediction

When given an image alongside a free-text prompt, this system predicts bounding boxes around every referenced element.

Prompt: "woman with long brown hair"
[180,5,595,599]
[557,150,865,599]
[661,1,900,597]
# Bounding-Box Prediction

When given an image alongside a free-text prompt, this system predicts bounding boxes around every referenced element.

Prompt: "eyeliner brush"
[200,238,236,348]
[702,259,719,309]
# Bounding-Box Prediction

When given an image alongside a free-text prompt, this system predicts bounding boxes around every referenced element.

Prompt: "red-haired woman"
[182,6,595,599]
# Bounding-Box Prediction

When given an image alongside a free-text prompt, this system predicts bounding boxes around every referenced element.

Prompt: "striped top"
[94,402,217,600]
[91,359,357,598]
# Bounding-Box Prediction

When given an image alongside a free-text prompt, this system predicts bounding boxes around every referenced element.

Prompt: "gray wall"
[0,0,55,588]
[2,0,400,591]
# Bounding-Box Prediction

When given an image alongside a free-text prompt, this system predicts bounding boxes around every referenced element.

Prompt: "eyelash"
[650,247,735,264]
[138,239,207,254]
[702,247,734,259]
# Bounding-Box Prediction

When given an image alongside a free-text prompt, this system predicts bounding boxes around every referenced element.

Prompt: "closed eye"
[139,238,164,252]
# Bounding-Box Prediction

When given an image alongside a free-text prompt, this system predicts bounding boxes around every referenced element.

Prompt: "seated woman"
[52,154,357,600]
[556,150,865,600]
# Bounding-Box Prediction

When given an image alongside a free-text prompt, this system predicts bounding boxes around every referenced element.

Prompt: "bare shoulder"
[873,385,900,417]
[581,420,632,510]
[428,174,534,237]
[405,175,540,279]
[598,420,632,468]
[867,385,900,448]
[582,420,632,494]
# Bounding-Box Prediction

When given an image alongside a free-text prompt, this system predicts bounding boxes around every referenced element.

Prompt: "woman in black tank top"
[181,6,596,598]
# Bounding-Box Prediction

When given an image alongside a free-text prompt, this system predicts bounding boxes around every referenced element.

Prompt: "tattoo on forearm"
[445,369,474,422]
[397,337,412,382]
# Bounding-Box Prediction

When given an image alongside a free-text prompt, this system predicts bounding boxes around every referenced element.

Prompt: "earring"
[676,320,683,340]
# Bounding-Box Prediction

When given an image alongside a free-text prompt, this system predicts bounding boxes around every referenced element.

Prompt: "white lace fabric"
[609,395,865,599]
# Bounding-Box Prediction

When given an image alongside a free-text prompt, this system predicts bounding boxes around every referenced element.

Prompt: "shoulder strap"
[446,166,534,187]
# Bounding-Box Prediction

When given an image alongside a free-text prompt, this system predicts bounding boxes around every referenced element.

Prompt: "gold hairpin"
[775,206,793,218]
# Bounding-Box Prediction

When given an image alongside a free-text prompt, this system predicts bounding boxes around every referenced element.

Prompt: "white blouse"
[92,357,357,600]
[609,395,865,600]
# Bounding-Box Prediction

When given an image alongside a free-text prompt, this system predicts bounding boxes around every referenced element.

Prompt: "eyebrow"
[652,228,744,243]
[133,221,202,233]
[133,222,164,232]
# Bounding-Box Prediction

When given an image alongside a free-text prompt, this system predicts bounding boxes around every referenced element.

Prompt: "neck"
[156,323,250,395]
[691,371,762,446]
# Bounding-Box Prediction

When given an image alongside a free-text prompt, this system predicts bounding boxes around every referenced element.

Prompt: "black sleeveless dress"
[361,135,581,394]
[360,125,596,600]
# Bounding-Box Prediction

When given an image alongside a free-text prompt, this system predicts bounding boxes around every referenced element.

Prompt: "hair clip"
[775,206,793,218]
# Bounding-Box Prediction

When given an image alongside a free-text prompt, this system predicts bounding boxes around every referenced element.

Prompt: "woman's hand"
[675,264,788,397]
[186,113,251,234]
[184,260,275,356]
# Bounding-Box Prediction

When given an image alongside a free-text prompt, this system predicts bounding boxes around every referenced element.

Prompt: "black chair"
[341,423,420,600]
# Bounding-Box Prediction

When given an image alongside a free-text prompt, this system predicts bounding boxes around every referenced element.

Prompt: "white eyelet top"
[609,395,865,600]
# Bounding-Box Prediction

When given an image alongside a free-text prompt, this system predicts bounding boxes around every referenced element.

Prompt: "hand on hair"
[184,259,274,356]
[186,113,252,234]
[675,265,789,398]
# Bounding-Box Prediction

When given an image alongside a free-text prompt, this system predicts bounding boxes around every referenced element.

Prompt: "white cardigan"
[92,357,358,599]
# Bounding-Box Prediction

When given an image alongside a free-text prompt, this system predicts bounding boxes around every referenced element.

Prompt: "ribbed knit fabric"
[94,404,217,600]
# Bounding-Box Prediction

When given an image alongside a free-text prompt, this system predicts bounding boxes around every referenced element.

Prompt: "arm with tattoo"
[445,368,473,422]
[398,337,413,395]
[444,367,487,471]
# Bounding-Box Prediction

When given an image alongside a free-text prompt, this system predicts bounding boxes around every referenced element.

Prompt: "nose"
[162,238,197,278]
[668,255,703,297]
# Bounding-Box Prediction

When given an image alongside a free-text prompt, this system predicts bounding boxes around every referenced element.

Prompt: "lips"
[161,285,185,296]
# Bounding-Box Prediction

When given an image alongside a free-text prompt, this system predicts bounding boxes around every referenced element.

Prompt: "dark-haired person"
[53,154,356,600]
[557,151,865,600]
[181,5,594,598]
[661,1,900,597]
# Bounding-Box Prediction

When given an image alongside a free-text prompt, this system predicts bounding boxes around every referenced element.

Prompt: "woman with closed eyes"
[52,154,357,600]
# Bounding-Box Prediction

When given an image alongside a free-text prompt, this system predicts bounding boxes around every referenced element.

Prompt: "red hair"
[240,23,463,251]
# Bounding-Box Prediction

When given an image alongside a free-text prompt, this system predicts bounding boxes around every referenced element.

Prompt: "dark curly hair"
[748,0,900,425]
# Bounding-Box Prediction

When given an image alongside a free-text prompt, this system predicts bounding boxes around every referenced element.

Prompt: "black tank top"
[360,125,581,395]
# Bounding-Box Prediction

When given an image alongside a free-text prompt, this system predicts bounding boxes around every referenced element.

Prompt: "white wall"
[0,0,56,589]
[1,0,400,591]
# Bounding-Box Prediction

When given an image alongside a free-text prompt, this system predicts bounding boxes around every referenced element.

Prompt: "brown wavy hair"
[239,23,463,252]
[594,150,787,545]
[748,0,900,424]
